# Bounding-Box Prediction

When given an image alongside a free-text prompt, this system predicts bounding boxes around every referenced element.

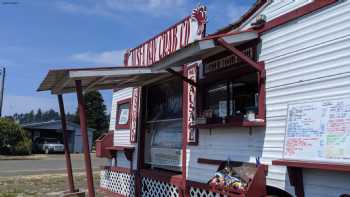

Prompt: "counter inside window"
[196,41,265,128]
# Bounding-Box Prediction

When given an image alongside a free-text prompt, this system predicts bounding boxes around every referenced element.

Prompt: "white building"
[69,0,350,196]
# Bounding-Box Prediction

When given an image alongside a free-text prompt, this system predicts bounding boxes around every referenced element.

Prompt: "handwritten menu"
[283,99,350,163]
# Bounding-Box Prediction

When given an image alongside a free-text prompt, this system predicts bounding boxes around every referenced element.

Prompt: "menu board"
[283,98,350,164]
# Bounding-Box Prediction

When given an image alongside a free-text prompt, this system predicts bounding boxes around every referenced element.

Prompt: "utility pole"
[0,67,6,117]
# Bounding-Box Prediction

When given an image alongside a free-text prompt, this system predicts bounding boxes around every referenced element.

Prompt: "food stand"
[38,0,350,196]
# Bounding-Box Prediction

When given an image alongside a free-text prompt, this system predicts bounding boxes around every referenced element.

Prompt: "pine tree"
[34,109,42,122]
[75,91,108,142]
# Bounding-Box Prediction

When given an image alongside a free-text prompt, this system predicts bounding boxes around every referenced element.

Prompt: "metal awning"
[38,31,259,95]
[151,31,259,71]
[37,66,171,94]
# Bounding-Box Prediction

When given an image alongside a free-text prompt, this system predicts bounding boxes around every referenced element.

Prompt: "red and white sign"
[124,5,207,67]
[130,88,140,143]
[185,64,198,145]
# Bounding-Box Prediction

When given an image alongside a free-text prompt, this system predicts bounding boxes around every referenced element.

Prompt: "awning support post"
[166,68,198,87]
[57,94,75,193]
[75,80,95,197]
[215,37,264,73]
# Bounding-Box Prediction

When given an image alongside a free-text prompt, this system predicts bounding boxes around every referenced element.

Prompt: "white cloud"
[56,0,186,17]
[70,50,125,66]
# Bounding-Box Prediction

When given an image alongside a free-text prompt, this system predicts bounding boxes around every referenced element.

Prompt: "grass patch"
[0,172,104,197]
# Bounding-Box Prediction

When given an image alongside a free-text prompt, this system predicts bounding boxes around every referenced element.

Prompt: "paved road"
[0,154,107,176]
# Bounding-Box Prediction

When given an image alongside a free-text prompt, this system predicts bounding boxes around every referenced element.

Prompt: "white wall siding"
[188,1,350,196]
[259,1,350,196]
[240,0,312,30]
[109,88,137,169]
[187,127,265,182]
[115,146,138,170]
[109,88,133,147]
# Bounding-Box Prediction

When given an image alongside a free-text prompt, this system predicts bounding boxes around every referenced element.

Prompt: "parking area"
[0,153,106,177]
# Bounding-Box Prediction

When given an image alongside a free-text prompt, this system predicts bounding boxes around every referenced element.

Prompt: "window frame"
[198,40,266,126]
[115,98,132,129]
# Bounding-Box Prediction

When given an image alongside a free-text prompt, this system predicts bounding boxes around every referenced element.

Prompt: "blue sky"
[0,0,255,116]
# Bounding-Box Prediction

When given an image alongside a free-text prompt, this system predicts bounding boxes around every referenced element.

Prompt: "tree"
[0,118,32,155]
[75,91,108,142]
[34,108,42,122]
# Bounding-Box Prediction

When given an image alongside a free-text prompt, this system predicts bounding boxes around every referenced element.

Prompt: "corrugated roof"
[21,120,95,131]
[214,0,268,35]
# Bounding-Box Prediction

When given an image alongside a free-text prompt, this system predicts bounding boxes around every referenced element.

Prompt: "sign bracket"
[215,38,264,75]
[166,68,198,87]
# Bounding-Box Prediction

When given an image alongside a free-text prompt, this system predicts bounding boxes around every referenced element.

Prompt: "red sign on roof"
[124,5,207,67]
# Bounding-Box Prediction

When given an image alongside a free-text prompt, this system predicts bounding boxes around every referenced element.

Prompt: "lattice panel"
[100,169,135,197]
[189,187,228,197]
[141,177,180,197]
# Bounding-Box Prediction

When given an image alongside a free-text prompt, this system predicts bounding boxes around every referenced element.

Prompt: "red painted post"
[75,80,95,197]
[58,94,75,193]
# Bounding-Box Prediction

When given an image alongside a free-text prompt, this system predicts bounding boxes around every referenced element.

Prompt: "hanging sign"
[283,98,350,164]
[124,5,207,67]
[130,88,140,143]
[185,63,198,145]
[203,47,254,75]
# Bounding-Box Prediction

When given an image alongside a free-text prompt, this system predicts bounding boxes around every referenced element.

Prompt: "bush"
[0,118,32,155]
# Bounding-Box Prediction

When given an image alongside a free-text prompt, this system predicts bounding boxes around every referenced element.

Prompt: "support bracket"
[166,68,198,87]
[215,37,264,73]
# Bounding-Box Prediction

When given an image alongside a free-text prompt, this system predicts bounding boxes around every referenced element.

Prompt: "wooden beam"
[57,95,75,193]
[84,76,108,93]
[215,38,263,72]
[166,68,198,87]
[52,74,71,94]
[75,80,95,197]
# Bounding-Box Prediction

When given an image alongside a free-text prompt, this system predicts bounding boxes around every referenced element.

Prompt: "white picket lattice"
[189,187,228,197]
[141,176,180,197]
[100,169,135,197]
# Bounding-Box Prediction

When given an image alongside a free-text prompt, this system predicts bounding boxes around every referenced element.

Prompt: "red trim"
[49,66,150,72]
[57,95,75,192]
[215,38,263,72]
[96,132,114,158]
[257,0,338,33]
[128,16,191,55]
[181,65,189,196]
[201,29,255,41]
[75,80,95,197]
[257,62,266,119]
[195,120,265,129]
[98,188,128,197]
[105,146,135,161]
[214,0,268,34]
[130,88,140,143]
[187,164,268,197]
[140,169,183,187]
[115,98,131,129]
[102,166,133,174]
[272,160,350,172]
[197,158,224,165]
[184,64,199,146]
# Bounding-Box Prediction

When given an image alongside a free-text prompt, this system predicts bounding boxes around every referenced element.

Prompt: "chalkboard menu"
[283,99,350,164]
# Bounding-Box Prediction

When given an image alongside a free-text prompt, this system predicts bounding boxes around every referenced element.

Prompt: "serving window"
[115,99,131,129]
[204,74,258,122]
[198,42,265,127]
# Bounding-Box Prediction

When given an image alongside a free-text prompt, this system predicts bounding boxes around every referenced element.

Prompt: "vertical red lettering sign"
[130,88,139,143]
[185,64,198,145]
